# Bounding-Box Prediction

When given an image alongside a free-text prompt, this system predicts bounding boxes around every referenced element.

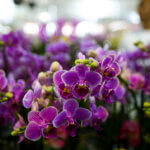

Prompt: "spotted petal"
[28,111,43,124]
[64,99,79,116]
[33,81,42,98]
[85,71,101,87]
[53,111,68,128]
[91,85,101,96]
[104,78,119,89]
[25,122,41,141]
[75,64,89,79]
[74,108,91,121]
[40,106,58,123]
[62,71,79,86]
[101,57,112,69]
[111,62,120,76]
[53,70,66,87]
[23,90,34,108]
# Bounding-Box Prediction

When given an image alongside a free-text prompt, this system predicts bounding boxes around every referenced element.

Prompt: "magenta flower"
[58,64,101,99]
[90,99,108,130]
[25,106,58,141]
[46,41,69,54]
[91,106,108,130]
[129,73,145,91]
[23,81,42,108]
[115,84,126,102]
[101,56,120,78]
[53,99,91,128]
[54,70,73,99]
[120,120,140,147]
[23,90,34,108]
[92,77,119,103]
[46,41,70,66]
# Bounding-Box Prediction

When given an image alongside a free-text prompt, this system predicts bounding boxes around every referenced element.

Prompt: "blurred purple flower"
[129,73,145,91]
[90,98,108,130]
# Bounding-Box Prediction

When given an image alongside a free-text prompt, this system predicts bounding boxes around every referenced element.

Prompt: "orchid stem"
[139,90,144,150]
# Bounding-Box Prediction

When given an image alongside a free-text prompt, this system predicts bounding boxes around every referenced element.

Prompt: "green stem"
[139,90,144,150]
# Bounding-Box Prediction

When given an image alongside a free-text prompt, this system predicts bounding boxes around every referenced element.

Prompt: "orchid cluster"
[0,69,25,125]
[46,40,71,68]
[1,26,150,150]
[0,21,107,84]
[19,44,123,142]
[125,42,150,95]
[0,30,75,86]
[0,31,46,85]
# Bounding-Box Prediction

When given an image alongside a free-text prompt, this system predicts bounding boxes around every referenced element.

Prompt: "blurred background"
[1,1,150,150]
[0,0,150,50]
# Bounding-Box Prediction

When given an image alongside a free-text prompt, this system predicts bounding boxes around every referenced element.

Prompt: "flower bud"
[50,61,62,73]
[75,59,83,65]
[0,41,4,47]
[83,59,90,64]
[5,92,13,98]
[87,50,97,57]
[90,61,99,69]
[38,72,47,85]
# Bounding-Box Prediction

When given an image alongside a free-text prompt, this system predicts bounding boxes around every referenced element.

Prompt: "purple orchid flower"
[91,106,108,130]
[53,99,91,129]
[80,37,98,54]
[23,90,34,109]
[54,70,73,99]
[115,84,126,102]
[129,73,145,91]
[60,64,101,99]
[100,77,119,103]
[90,76,119,103]
[46,41,69,54]
[23,81,42,108]
[11,79,25,101]
[100,56,120,78]
[6,76,25,111]
[90,98,108,130]
[46,40,70,67]
[25,106,58,141]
